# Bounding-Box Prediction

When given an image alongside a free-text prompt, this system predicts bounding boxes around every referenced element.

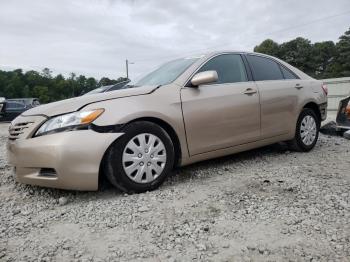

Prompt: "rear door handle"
[243,88,257,95]
[295,84,303,89]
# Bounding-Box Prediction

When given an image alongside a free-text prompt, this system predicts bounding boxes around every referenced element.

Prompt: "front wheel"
[288,108,320,152]
[104,121,175,193]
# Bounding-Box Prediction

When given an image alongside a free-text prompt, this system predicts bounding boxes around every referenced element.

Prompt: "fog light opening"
[39,168,57,177]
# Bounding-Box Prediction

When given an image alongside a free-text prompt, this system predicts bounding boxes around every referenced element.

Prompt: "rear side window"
[198,54,248,84]
[247,55,284,81]
[280,66,298,79]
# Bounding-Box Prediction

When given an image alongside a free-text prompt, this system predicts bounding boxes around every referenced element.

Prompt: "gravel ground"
[0,122,349,261]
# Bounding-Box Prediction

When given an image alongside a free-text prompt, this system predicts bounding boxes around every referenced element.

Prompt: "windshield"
[131,57,199,87]
[85,80,130,95]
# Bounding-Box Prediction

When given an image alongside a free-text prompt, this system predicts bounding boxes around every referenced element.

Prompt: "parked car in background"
[0,98,5,114]
[7,51,327,193]
[84,80,130,95]
[336,96,350,130]
[0,98,40,121]
[9,98,41,107]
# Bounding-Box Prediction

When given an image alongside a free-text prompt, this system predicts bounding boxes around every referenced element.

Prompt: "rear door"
[245,54,301,139]
[181,53,261,155]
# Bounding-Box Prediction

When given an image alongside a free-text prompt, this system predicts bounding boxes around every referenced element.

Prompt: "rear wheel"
[288,108,320,152]
[104,121,175,193]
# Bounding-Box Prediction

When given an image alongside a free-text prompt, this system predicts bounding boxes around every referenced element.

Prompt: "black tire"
[288,108,320,152]
[104,121,175,193]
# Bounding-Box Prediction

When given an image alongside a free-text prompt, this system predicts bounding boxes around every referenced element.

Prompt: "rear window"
[247,55,284,81]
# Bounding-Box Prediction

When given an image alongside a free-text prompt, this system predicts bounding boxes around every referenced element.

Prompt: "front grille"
[8,122,34,140]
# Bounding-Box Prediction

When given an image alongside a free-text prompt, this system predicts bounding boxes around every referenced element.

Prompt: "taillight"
[321,83,328,96]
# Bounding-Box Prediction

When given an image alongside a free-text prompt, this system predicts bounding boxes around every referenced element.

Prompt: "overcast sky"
[1,0,350,80]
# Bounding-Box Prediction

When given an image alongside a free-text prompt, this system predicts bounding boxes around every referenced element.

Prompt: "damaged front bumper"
[7,114,124,191]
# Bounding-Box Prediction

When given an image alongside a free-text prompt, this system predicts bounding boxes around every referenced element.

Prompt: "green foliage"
[98,77,119,87]
[254,39,280,57]
[312,41,337,78]
[0,69,126,102]
[335,28,350,77]
[279,37,313,75]
[254,27,350,79]
[32,86,50,103]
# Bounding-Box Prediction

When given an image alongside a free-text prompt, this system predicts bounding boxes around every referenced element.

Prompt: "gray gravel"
[0,122,349,261]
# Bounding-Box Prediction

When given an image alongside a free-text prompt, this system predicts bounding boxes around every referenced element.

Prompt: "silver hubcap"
[122,133,167,183]
[300,115,317,146]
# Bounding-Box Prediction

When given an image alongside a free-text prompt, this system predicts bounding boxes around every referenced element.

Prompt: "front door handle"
[243,88,257,95]
[295,84,303,89]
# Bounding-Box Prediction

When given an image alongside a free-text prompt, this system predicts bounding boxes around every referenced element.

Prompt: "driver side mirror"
[190,70,218,87]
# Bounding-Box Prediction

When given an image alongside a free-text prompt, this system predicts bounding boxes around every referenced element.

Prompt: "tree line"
[0,68,127,103]
[1,27,349,103]
[254,27,350,79]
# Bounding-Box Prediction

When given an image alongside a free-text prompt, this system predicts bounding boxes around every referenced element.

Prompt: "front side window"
[197,54,248,84]
[247,55,284,81]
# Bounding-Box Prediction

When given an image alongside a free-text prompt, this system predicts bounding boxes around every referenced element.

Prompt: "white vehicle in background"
[0,98,5,113]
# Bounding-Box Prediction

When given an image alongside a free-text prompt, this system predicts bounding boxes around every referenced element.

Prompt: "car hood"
[22,85,158,117]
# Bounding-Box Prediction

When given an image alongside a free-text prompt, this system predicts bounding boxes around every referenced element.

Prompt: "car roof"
[198,50,277,58]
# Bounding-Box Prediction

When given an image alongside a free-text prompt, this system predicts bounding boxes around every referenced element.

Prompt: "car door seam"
[179,88,192,157]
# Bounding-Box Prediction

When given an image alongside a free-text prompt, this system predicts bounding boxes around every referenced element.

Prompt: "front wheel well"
[98,118,182,189]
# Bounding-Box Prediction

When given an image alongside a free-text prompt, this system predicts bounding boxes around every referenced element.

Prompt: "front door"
[181,54,261,156]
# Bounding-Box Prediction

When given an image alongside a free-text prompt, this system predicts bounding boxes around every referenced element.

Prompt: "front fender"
[81,86,190,162]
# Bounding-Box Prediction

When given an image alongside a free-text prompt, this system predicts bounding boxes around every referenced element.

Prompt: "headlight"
[35,109,104,136]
